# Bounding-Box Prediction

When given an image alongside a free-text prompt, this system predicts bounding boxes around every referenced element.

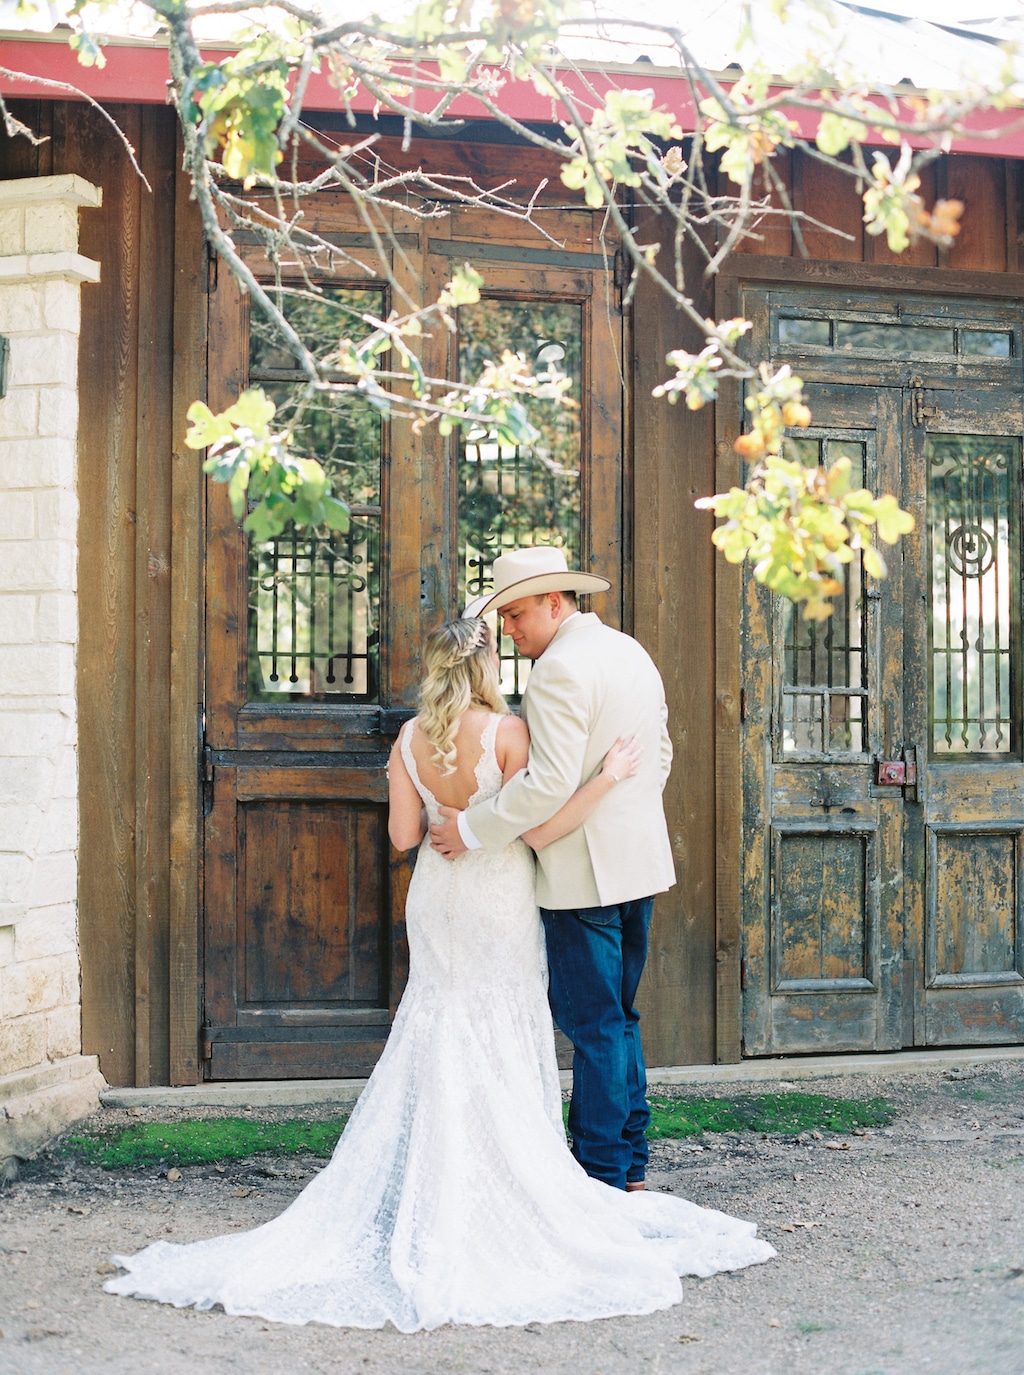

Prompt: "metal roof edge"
[2,30,1022,159]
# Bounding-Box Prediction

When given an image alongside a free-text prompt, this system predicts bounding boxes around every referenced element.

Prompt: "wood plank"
[618,254,633,636]
[947,154,1007,272]
[294,131,574,206]
[386,219,427,704]
[242,802,386,1005]
[447,205,602,251]
[776,831,868,980]
[233,764,389,801]
[202,763,240,1046]
[66,102,142,1088]
[866,161,938,269]
[203,267,248,749]
[133,106,177,1088]
[930,830,1017,979]
[716,252,1024,300]
[737,151,793,257]
[632,208,718,1066]
[0,100,54,177]
[168,126,205,1085]
[793,151,862,261]
[585,250,624,630]
[713,270,745,1064]
[1006,159,1021,275]
[207,1031,389,1079]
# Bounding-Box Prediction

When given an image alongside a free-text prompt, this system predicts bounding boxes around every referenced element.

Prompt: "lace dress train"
[105,716,774,1329]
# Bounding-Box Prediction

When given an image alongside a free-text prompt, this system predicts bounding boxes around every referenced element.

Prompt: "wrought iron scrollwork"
[248,519,380,701]
[928,436,1015,753]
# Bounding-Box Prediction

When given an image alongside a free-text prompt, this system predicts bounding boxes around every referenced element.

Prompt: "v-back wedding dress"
[106,715,774,1330]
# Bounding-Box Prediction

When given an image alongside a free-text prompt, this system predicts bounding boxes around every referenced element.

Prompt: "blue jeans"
[540,896,654,1190]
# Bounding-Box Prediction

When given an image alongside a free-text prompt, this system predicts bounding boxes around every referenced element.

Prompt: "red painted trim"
[2,34,1022,159]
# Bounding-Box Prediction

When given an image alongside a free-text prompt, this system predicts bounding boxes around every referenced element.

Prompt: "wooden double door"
[736,281,1024,1055]
[201,203,625,1078]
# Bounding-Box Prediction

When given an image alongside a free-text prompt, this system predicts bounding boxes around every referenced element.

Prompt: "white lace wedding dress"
[105,715,774,1330]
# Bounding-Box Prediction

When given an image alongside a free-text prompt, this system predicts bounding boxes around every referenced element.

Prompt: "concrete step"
[99,1044,1024,1110]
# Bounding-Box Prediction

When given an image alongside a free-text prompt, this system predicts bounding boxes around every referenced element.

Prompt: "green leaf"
[441,264,485,309]
[242,502,277,543]
[186,401,235,451]
[297,458,327,504]
[226,387,277,432]
[874,494,916,543]
[816,110,866,158]
[68,28,107,68]
[227,461,252,520]
[322,496,351,533]
[862,545,887,579]
[825,457,852,498]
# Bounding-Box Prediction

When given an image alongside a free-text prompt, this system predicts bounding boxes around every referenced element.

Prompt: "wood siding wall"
[3,102,1023,1080]
[631,147,1024,1064]
[742,148,1023,273]
[0,101,203,1087]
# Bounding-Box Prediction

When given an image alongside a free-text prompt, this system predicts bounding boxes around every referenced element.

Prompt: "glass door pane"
[778,435,871,759]
[457,298,584,696]
[928,434,1020,755]
[247,286,385,702]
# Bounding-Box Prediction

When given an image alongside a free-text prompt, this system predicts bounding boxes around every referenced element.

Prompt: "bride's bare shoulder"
[496,712,528,742]
[496,712,529,774]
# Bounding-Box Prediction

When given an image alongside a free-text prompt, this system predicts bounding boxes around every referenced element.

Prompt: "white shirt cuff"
[457,811,483,850]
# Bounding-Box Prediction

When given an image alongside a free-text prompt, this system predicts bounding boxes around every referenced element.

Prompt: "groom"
[430,546,676,1192]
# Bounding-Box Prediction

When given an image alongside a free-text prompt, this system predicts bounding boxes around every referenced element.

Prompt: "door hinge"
[203,241,218,295]
[740,958,748,992]
[909,376,937,428]
[200,1032,213,1062]
[201,744,215,817]
[613,245,626,291]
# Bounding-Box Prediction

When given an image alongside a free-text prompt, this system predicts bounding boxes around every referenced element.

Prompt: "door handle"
[875,760,910,786]
[874,749,920,800]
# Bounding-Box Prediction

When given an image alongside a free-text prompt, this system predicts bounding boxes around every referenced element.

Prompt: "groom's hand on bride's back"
[430,806,468,861]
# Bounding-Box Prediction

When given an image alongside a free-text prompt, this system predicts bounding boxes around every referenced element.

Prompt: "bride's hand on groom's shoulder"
[430,805,468,861]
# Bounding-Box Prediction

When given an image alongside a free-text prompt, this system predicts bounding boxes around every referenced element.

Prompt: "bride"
[106,616,774,1330]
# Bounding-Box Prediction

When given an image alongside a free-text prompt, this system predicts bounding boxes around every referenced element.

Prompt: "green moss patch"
[63,1117,350,1171]
[63,1089,892,1172]
[647,1091,893,1139]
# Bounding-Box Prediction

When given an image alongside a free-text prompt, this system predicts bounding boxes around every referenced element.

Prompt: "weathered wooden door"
[201,202,624,1078]
[732,277,1024,1054]
[202,246,413,1079]
[902,387,1024,1046]
[738,380,907,1054]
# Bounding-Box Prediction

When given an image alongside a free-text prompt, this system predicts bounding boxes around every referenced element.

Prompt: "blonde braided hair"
[418,618,508,775]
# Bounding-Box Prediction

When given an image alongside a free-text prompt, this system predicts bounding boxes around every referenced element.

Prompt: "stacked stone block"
[0,175,105,1163]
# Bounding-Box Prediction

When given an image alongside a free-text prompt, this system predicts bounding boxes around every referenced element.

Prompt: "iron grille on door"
[247,286,385,702]
[457,297,584,697]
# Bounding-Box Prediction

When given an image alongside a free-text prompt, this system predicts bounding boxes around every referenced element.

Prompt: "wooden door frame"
[169,203,630,1082]
[712,254,1024,1063]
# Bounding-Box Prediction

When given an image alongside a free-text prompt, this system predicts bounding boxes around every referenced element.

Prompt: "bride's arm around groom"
[454,610,675,912]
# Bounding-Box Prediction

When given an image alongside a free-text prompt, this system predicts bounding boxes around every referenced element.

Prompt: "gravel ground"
[2,1062,1024,1375]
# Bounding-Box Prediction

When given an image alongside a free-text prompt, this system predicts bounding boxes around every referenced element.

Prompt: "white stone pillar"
[0,174,106,1167]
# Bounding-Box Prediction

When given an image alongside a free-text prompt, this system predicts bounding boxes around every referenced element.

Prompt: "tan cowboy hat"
[462,547,610,618]
[461,593,493,619]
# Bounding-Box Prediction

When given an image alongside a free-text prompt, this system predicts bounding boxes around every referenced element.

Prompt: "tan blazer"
[465,613,676,909]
